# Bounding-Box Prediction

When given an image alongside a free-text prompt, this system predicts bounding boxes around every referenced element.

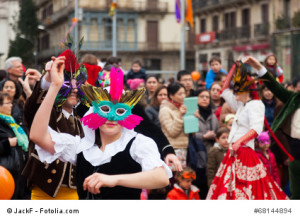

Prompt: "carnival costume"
[206,61,288,200]
[257,66,300,199]
[33,66,172,199]
[22,38,87,199]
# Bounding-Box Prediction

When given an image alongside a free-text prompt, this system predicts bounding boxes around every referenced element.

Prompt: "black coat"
[0,118,26,199]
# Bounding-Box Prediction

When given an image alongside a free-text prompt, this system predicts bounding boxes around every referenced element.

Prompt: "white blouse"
[35,121,172,178]
[221,89,265,149]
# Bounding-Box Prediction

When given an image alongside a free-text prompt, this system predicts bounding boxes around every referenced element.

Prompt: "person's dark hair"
[105,56,120,66]
[0,79,21,100]
[81,53,98,65]
[146,74,159,83]
[209,56,222,65]
[292,76,300,88]
[167,82,185,99]
[216,127,230,139]
[150,85,167,108]
[177,70,190,81]
[0,69,7,81]
[196,88,210,97]
[132,60,142,67]
[0,92,12,106]
[214,72,226,81]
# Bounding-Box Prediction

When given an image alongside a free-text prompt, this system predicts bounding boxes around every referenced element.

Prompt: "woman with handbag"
[0,92,28,199]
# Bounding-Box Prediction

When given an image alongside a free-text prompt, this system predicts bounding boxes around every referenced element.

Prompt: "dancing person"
[246,55,300,199]
[206,60,288,200]
[29,60,172,199]
[22,49,87,200]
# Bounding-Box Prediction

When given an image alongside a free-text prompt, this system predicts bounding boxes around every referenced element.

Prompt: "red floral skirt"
[206,147,288,200]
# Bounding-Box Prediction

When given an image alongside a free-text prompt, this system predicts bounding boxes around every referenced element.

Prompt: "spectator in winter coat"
[205,56,227,89]
[255,131,281,186]
[207,127,229,187]
[166,167,200,200]
[145,85,167,128]
[126,60,146,81]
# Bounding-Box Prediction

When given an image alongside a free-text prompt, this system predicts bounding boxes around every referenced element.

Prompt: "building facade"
[0,0,20,69]
[193,0,300,80]
[34,0,196,78]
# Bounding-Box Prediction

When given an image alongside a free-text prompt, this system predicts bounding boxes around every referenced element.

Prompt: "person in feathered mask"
[206,59,288,200]
[29,61,172,199]
[22,45,88,200]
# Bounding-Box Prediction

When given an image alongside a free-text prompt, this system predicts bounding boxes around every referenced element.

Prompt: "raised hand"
[50,56,65,87]
[243,56,263,70]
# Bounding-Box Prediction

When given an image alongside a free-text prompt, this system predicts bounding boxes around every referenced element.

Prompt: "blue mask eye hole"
[116,108,126,116]
[63,82,71,87]
[100,105,111,113]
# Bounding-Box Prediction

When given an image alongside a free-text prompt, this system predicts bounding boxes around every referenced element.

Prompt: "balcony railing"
[80,0,168,13]
[193,0,247,13]
[81,41,138,51]
[254,23,269,37]
[219,26,251,40]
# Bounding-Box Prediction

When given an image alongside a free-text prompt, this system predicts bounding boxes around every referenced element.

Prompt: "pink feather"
[109,66,124,101]
[81,113,107,130]
[118,114,143,130]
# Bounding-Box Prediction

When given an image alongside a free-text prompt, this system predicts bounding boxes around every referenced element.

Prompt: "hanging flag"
[185,0,194,27]
[109,2,117,16]
[175,0,181,23]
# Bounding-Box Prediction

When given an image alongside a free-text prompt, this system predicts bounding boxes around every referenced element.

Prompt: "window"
[261,4,269,23]
[90,18,99,41]
[144,59,161,70]
[200,18,206,33]
[224,12,236,28]
[242,8,250,26]
[147,21,158,48]
[212,16,219,32]
[284,0,291,18]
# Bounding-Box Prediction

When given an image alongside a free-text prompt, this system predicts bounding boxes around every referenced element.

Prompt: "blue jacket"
[205,68,227,89]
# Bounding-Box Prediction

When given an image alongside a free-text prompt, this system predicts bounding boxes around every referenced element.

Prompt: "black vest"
[76,137,142,199]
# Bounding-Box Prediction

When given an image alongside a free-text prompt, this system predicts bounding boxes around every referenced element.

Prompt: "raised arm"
[243,56,294,103]
[29,57,65,154]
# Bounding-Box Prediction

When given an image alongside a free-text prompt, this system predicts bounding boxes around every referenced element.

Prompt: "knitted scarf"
[0,113,28,151]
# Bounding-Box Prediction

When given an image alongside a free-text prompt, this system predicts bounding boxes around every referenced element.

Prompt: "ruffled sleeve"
[35,126,81,165]
[130,134,172,178]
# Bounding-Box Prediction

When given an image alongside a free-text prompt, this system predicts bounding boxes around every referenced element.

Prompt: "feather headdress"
[80,66,145,130]
[54,35,88,107]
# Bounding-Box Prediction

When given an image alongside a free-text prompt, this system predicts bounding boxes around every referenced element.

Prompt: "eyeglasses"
[183,171,196,180]
[3,102,12,105]
[199,95,210,99]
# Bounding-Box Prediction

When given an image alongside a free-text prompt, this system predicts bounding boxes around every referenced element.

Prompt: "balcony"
[193,0,248,13]
[81,0,168,13]
[219,26,251,40]
[81,41,138,51]
[254,23,269,37]
[41,4,73,27]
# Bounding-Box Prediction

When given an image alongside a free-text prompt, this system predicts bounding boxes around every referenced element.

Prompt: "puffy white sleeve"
[221,88,241,111]
[130,134,172,178]
[35,126,81,165]
[248,100,265,135]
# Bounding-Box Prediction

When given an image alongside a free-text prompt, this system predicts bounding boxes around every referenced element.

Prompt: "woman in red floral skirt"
[206,59,288,200]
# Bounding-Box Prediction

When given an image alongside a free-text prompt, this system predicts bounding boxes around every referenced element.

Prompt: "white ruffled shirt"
[221,89,265,149]
[35,113,172,178]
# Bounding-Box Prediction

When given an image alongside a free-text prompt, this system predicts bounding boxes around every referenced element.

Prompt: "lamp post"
[74,0,79,55]
[112,0,117,56]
